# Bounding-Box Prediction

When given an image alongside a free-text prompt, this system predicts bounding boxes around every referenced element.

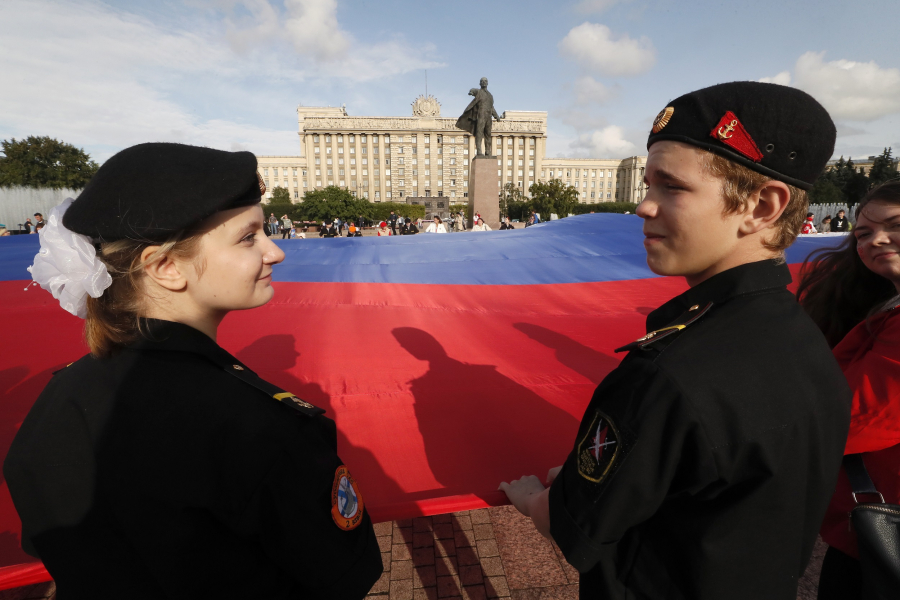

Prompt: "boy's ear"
[739,180,791,236]
[141,247,188,292]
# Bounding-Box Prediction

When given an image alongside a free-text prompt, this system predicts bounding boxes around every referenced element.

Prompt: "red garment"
[820,307,900,558]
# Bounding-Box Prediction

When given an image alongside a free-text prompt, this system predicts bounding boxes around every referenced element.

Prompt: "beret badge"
[652,107,674,133]
[709,111,764,163]
[257,172,267,195]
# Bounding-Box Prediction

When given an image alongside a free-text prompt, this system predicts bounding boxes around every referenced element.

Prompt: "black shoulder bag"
[843,454,900,599]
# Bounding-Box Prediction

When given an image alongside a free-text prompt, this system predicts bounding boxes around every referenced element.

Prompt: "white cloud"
[570,125,637,157]
[222,0,350,60]
[573,0,633,14]
[556,107,609,131]
[558,22,655,77]
[761,52,900,122]
[759,71,791,86]
[793,52,900,122]
[284,0,350,60]
[0,0,442,161]
[571,76,617,105]
[219,0,437,77]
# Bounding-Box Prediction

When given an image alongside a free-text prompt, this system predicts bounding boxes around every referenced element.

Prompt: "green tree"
[271,186,291,203]
[0,136,99,188]
[528,179,578,219]
[842,159,870,204]
[449,203,471,221]
[297,186,363,223]
[867,148,898,188]
[822,157,870,205]
[808,177,845,205]
[499,182,524,217]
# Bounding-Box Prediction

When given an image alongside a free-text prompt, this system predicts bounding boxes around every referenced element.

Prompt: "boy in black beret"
[501,82,850,600]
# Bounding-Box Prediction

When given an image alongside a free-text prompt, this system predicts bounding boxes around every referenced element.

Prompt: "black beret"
[64,143,264,241]
[647,81,835,190]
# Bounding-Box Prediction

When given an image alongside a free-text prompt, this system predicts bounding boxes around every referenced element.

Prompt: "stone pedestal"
[467,156,500,230]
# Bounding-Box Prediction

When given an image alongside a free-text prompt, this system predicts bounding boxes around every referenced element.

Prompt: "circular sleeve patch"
[331,465,365,530]
[576,411,621,483]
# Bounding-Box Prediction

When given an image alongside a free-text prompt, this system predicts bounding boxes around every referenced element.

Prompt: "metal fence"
[0,187,82,232]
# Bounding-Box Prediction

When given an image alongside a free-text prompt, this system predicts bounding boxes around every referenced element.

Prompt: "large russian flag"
[0,213,843,587]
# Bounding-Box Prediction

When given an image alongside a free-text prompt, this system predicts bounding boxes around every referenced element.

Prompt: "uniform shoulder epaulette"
[52,362,73,375]
[52,359,81,375]
[222,362,325,417]
[614,301,714,354]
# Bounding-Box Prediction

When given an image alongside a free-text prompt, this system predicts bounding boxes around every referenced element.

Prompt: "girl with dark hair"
[797,180,900,599]
[797,186,899,348]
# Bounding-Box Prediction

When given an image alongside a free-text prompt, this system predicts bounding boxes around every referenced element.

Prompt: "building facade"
[825,155,899,176]
[256,95,648,205]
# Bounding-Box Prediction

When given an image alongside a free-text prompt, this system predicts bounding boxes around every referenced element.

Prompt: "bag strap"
[843,454,886,504]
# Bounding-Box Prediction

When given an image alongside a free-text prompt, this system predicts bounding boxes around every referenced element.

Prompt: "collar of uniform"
[647,259,792,332]
[126,319,245,370]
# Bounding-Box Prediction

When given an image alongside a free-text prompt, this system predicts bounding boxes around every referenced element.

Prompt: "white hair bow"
[27,198,112,318]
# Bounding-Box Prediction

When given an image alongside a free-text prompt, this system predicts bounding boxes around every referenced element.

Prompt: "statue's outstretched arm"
[493,108,502,120]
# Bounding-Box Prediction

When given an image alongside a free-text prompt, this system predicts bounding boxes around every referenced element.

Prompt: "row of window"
[312,158,388,165]
[310,134,538,146]
[543,169,619,178]
[315,146,384,155]
[262,168,304,177]
[394,180,465,187]
[395,147,465,155]
[568,180,615,188]
[265,188,478,201]
[497,150,536,158]
[264,164,626,179]
[266,173,628,191]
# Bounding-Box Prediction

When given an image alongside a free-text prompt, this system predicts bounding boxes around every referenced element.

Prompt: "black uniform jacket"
[4,320,383,600]
[549,260,851,600]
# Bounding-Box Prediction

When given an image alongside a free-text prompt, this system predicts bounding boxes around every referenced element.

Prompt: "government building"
[256,95,648,205]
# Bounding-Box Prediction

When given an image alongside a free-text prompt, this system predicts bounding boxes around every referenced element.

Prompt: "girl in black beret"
[5,143,383,599]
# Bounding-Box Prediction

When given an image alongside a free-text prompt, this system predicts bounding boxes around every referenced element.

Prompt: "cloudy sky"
[1,0,898,163]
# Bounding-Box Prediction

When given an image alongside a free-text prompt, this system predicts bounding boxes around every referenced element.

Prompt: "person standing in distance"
[389,211,398,235]
[4,143,383,599]
[425,216,447,233]
[832,208,851,232]
[500,82,851,600]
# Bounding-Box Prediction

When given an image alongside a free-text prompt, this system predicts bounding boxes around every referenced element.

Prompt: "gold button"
[233,365,244,371]
[689,305,699,311]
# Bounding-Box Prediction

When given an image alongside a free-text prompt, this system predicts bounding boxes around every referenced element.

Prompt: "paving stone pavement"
[369,506,826,600]
[0,506,825,599]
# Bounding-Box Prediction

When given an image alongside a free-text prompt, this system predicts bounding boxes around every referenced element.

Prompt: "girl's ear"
[141,247,188,292]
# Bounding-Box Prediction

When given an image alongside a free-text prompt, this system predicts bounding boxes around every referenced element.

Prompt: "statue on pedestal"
[456,78,502,157]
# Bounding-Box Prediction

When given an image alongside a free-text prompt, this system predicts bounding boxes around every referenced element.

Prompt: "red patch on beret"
[710,111,764,162]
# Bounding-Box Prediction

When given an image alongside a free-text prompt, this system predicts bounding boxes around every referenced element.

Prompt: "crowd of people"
[286,210,526,238]
[802,208,853,234]
[0,212,46,236]
[4,81,900,600]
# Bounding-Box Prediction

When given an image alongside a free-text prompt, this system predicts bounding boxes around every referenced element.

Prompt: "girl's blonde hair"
[85,232,203,357]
